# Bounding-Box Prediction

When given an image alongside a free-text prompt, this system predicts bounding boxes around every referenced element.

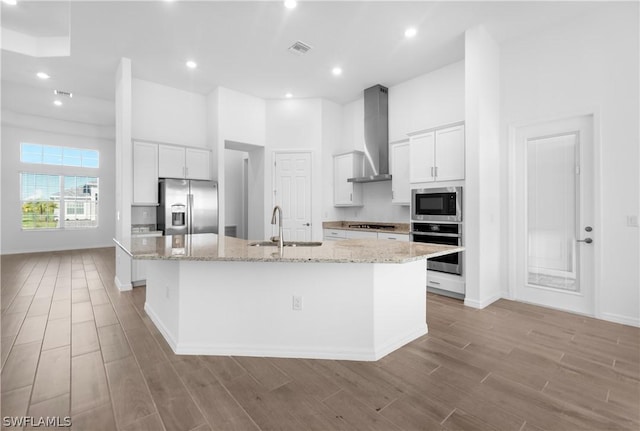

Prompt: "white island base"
[144,259,427,361]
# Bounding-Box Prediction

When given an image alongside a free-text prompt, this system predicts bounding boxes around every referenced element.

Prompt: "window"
[20,143,99,168]
[20,173,99,230]
[19,143,100,231]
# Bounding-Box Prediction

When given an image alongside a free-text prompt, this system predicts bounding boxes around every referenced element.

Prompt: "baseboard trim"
[144,304,426,361]
[113,275,132,292]
[464,293,501,309]
[144,303,179,351]
[599,312,640,328]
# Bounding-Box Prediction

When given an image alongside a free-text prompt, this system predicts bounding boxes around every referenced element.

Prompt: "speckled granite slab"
[114,233,462,264]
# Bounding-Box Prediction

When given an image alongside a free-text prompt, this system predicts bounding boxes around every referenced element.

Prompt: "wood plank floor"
[1,247,639,431]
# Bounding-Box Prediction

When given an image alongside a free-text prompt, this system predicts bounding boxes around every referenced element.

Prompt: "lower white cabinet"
[323,229,347,240]
[323,229,409,242]
[426,271,465,295]
[345,230,378,240]
[378,232,409,241]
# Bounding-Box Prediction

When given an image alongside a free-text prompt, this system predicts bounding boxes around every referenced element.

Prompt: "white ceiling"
[1,1,605,126]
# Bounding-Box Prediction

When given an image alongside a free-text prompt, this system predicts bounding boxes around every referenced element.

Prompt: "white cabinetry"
[333,152,364,207]
[322,229,409,242]
[132,141,159,205]
[409,124,465,183]
[427,271,465,296]
[390,141,411,205]
[378,232,409,241]
[323,229,347,241]
[158,144,211,180]
[345,230,378,240]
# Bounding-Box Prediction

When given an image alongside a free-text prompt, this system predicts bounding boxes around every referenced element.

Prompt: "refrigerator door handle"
[188,194,194,235]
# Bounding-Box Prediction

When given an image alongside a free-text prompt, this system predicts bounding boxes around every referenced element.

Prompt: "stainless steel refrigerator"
[157,179,218,235]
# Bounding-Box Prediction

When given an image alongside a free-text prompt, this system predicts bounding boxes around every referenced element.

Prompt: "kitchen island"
[116,233,462,361]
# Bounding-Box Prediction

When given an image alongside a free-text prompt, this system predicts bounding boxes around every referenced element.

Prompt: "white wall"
[464,26,502,309]
[1,115,115,254]
[389,60,465,141]
[132,79,207,148]
[209,87,266,238]
[501,4,640,325]
[265,98,324,240]
[218,87,266,147]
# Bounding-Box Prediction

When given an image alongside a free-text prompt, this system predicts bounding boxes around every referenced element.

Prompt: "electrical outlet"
[292,295,303,311]
[143,210,148,218]
[627,215,639,227]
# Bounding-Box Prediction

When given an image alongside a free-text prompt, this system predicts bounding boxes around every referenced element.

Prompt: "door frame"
[507,109,602,318]
[271,150,313,240]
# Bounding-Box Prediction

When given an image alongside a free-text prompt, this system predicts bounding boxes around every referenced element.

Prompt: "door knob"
[304,223,310,226]
[577,238,593,244]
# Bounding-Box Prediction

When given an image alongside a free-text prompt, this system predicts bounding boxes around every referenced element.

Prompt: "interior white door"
[513,115,595,315]
[273,152,312,241]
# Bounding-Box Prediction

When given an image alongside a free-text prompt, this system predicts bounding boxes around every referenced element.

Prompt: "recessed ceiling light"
[285,92,293,99]
[53,100,62,106]
[332,67,343,76]
[186,60,197,69]
[37,72,50,80]
[404,27,417,39]
[2,0,18,5]
[284,0,297,9]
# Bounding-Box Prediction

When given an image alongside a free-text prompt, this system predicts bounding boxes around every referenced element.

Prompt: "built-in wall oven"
[411,222,463,275]
[411,187,462,222]
[411,186,463,276]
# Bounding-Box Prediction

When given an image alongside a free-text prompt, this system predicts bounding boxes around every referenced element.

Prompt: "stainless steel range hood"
[348,84,391,183]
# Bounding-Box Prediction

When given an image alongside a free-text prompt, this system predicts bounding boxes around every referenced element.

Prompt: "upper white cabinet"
[409,124,465,183]
[132,141,159,205]
[390,141,411,205]
[158,144,211,180]
[409,132,435,183]
[334,152,364,207]
[434,125,465,181]
[184,148,211,180]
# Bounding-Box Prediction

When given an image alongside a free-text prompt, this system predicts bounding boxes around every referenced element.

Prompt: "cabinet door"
[158,145,186,179]
[409,132,435,183]
[345,230,378,240]
[334,154,355,206]
[377,232,409,242]
[132,141,159,205]
[391,142,410,205]
[185,148,211,180]
[434,125,465,182]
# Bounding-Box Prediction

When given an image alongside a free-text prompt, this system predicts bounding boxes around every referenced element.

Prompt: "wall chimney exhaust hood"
[348,84,391,183]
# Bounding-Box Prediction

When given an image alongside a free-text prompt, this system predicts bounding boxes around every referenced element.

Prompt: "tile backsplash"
[131,206,157,226]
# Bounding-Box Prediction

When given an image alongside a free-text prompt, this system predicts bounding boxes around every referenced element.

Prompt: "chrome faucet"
[270,205,284,250]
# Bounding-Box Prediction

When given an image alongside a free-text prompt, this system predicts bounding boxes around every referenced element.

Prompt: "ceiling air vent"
[53,89,73,98]
[288,41,312,55]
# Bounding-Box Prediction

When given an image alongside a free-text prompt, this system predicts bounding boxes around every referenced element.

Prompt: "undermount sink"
[249,241,323,247]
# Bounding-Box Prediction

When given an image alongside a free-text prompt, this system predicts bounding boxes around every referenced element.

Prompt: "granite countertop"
[322,221,410,234]
[114,233,462,264]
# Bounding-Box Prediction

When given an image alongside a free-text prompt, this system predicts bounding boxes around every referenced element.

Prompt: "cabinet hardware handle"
[434,166,438,177]
[429,280,441,285]
[350,193,352,202]
[430,167,434,177]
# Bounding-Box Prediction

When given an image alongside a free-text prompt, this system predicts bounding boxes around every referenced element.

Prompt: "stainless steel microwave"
[411,187,462,222]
